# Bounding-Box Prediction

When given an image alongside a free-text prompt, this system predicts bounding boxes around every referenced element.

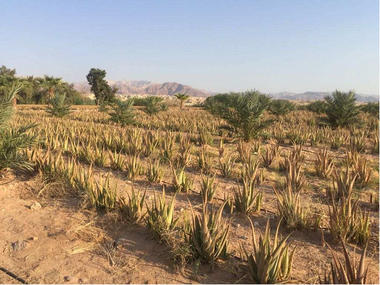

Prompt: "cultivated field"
[1,103,379,284]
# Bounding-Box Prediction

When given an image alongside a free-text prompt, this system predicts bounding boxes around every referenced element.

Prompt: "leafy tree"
[324,90,360,128]
[360,102,379,117]
[109,99,135,126]
[174,93,189,109]
[142,96,168,116]
[46,93,72,118]
[269,99,295,116]
[205,91,272,141]
[0,83,36,171]
[86,68,116,105]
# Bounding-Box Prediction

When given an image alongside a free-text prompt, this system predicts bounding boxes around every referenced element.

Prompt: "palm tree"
[324,90,360,128]
[174,93,190,109]
[0,83,36,171]
[41,76,63,102]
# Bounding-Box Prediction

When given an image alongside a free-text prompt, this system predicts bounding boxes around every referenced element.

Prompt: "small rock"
[28,236,38,241]
[236,223,240,228]
[64,276,71,282]
[29,201,41,210]
[254,222,259,227]
[11,240,26,251]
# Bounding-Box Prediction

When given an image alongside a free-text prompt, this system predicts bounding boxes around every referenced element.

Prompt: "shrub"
[306,100,328,114]
[269,99,295,116]
[360,102,379,117]
[142,96,168,116]
[205,91,272,141]
[324,91,360,128]
[46,93,71,118]
[108,99,135,126]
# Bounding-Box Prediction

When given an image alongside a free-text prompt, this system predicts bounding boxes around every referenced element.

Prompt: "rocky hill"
[73,81,378,102]
[73,80,211,97]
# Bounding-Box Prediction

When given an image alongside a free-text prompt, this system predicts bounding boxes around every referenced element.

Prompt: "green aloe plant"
[242,218,295,284]
[146,188,178,241]
[186,202,229,264]
[119,188,146,224]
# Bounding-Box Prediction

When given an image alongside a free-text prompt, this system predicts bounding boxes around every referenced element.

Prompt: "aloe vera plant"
[328,191,370,246]
[261,143,279,168]
[320,239,369,284]
[234,178,262,214]
[200,174,217,203]
[88,175,117,212]
[275,187,320,230]
[146,159,162,183]
[146,188,178,241]
[242,219,295,284]
[171,166,193,193]
[119,188,146,224]
[186,202,229,264]
[314,147,334,179]
[328,167,357,201]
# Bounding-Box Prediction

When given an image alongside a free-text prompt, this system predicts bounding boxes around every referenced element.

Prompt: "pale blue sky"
[1,0,378,94]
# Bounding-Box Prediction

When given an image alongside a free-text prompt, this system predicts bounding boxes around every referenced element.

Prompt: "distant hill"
[73,80,211,97]
[269,91,378,103]
[73,81,378,102]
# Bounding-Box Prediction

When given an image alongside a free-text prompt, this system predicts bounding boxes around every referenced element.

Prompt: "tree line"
[0,65,93,105]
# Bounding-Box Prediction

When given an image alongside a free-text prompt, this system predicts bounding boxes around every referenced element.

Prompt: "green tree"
[109,99,135,126]
[324,91,360,128]
[174,93,189,109]
[269,99,295,117]
[142,96,168,116]
[46,93,72,118]
[0,83,36,171]
[86,68,116,105]
[206,91,272,141]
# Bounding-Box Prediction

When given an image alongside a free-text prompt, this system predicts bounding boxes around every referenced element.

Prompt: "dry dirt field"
[1,104,379,284]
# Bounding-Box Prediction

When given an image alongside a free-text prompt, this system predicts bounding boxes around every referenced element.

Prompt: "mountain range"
[73,80,210,97]
[73,80,378,102]
[269,91,378,103]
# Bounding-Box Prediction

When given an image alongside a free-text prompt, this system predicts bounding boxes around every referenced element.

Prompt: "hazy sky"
[1,0,378,94]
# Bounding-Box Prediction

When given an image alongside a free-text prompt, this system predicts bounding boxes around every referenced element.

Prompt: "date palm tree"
[0,83,36,171]
[174,93,189,109]
[41,76,63,102]
[324,90,360,128]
